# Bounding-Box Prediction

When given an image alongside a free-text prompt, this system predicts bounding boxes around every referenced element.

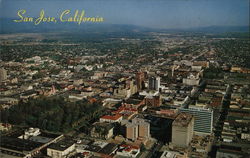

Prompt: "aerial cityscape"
[0,0,250,158]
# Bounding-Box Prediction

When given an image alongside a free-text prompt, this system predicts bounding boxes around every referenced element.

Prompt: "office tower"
[136,72,145,91]
[145,95,162,107]
[172,113,194,147]
[125,118,150,141]
[0,68,7,81]
[126,122,138,141]
[179,107,213,135]
[132,118,150,138]
[148,76,160,91]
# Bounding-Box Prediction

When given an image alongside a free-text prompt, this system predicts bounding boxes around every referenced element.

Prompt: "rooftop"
[48,137,75,151]
[0,137,43,152]
[93,122,114,130]
[99,143,117,155]
[173,112,193,127]
[124,98,143,105]
[100,114,122,121]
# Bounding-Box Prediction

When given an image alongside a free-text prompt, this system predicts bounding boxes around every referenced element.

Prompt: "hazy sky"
[0,0,249,29]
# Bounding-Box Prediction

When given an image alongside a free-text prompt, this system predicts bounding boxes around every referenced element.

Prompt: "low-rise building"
[116,144,140,158]
[100,114,123,123]
[47,137,75,158]
[90,122,114,139]
[183,74,200,86]
[160,150,187,158]
[0,128,62,158]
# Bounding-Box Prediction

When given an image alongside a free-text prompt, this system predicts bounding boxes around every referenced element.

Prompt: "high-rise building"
[172,113,194,148]
[136,72,145,91]
[148,76,160,91]
[0,68,7,82]
[132,118,150,138]
[126,122,138,141]
[145,95,162,107]
[124,118,150,141]
[179,107,213,135]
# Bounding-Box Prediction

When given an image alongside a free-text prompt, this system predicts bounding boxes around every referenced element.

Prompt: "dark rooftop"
[99,143,117,155]
[125,98,142,105]
[48,137,75,151]
[0,137,43,152]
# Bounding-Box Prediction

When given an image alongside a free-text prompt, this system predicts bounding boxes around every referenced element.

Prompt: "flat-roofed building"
[148,76,161,91]
[0,128,62,158]
[126,122,138,141]
[47,137,75,158]
[132,118,150,138]
[136,72,145,91]
[160,150,187,158]
[172,113,194,148]
[124,118,150,141]
[116,144,140,158]
[179,107,213,135]
[145,95,162,107]
[90,122,114,140]
[0,68,7,81]
[100,114,123,123]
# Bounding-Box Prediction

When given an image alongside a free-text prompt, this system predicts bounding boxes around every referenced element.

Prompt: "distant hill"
[0,18,249,34]
[0,18,153,34]
[182,25,249,33]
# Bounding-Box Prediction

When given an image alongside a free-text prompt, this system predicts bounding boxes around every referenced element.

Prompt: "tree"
[0,96,104,132]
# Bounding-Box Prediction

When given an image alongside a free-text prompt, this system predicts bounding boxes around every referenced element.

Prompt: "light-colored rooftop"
[173,112,193,127]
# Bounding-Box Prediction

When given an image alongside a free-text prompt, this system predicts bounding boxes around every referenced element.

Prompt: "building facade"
[148,76,160,91]
[179,107,213,135]
[145,95,162,107]
[132,118,150,138]
[136,72,145,91]
[126,122,138,141]
[172,113,194,147]
[125,118,150,141]
[0,68,7,81]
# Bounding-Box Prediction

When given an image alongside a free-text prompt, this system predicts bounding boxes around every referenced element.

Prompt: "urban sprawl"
[0,31,250,158]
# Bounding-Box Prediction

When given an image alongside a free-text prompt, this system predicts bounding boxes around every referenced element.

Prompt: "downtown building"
[179,106,213,135]
[135,72,146,91]
[122,118,150,141]
[171,112,194,148]
[0,68,7,82]
[148,76,161,91]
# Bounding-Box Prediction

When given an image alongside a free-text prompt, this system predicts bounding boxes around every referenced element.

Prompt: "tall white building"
[179,106,213,135]
[172,113,194,148]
